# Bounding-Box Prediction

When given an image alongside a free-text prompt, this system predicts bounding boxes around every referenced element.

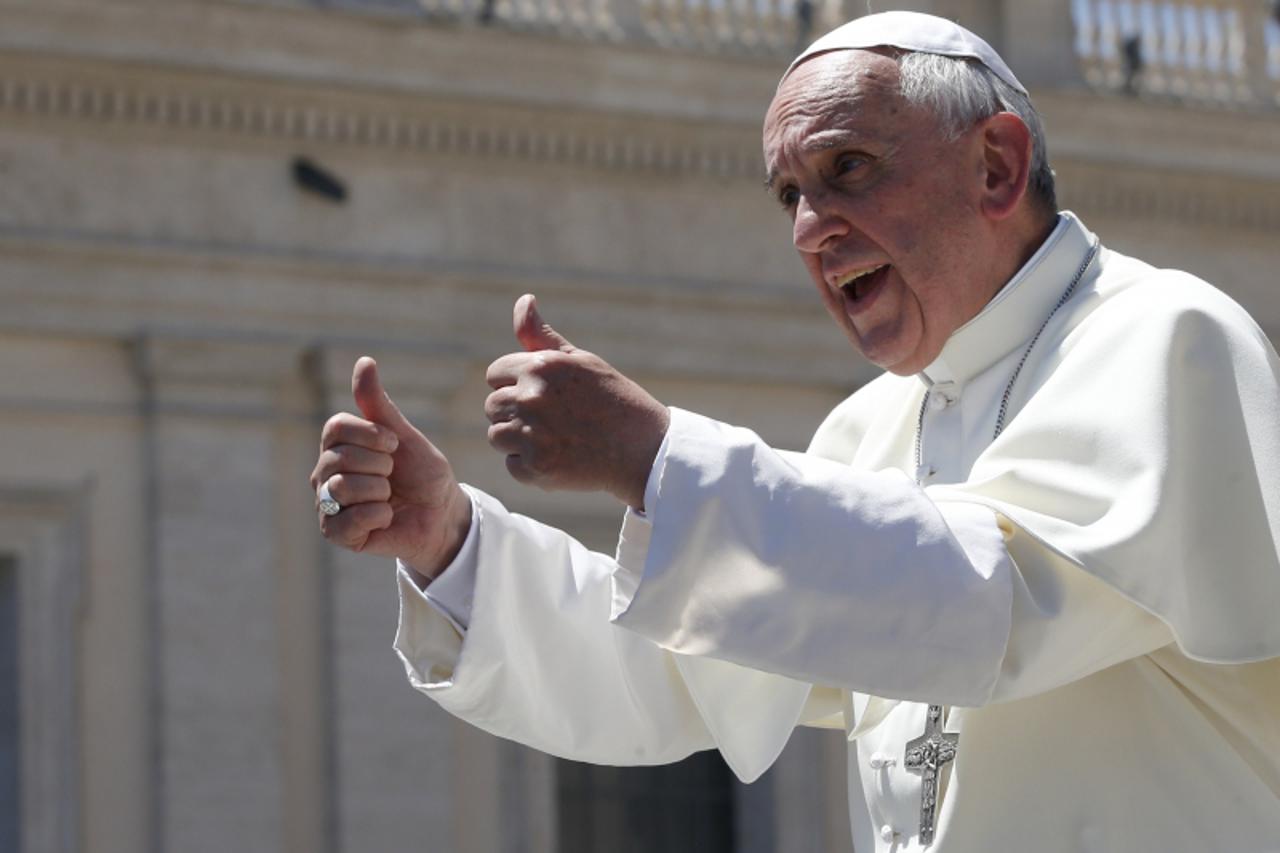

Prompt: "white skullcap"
[781,11,1026,95]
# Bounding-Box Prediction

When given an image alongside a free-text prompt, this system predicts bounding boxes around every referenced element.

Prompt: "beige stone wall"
[0,1,1276,851]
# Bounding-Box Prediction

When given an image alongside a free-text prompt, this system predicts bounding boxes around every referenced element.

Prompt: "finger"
[318,502,394,550]
[319,473,392,508]
[513,293,576,354]
[485,352,537,390]
[487,419,530,456]
[311,445,394,489]
[504,453,538,485]
[352,357,416,438]
[484,387,520,424]
[321,412,399,454]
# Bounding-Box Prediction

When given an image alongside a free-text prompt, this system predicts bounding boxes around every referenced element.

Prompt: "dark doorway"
[557,750,735,853]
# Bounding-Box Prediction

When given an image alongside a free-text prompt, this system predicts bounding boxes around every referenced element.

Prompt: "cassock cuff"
[396,485,481,634]
[393,563,466,692]
[611,421,670,619]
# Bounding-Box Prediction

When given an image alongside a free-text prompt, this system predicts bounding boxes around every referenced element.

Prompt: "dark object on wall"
[1122,34,1144,95]
[291,156,348,204]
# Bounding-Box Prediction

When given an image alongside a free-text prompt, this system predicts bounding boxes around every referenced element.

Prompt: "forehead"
[763,50,907,160]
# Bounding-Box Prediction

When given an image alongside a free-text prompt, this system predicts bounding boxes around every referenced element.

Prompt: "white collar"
[921,212,1097,387]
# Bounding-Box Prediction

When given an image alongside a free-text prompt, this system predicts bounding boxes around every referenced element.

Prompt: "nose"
[792,190,850,254]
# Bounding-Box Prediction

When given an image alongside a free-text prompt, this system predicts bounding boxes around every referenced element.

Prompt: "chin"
[850,336,912,375]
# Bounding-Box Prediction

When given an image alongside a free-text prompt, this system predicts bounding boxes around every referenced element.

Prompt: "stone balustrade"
[252,0,1280,110]
[277,0,849,55]
[1072,0,1280,107]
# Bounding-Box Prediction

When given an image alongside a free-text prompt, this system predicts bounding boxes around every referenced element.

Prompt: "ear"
[976,112,1033,222]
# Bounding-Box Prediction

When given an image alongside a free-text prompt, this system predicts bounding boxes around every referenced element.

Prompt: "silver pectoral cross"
[904,704,958,846]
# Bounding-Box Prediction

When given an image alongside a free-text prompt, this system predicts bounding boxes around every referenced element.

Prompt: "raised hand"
[311,357,471,580]
[484,294,670,509]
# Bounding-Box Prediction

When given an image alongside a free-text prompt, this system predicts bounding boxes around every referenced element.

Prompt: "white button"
[869,752,897,770]
[929,382,959,410]
[880,824,897,843]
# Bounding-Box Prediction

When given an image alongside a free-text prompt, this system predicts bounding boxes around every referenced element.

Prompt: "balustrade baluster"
[1269,9,1280,97]
[1133,1,1161,94]
[227,0,1274,111]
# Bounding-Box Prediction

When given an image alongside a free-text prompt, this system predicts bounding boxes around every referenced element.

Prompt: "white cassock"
[394,213,1280,851]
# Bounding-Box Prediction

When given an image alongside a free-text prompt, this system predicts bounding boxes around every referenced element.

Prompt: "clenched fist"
[311,357,471,581]
[484,294,670,509]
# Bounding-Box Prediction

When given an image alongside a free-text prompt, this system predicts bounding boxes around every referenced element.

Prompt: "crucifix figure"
[904,704,959,845]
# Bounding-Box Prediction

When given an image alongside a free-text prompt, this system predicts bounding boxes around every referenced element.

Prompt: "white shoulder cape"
[810,248,1280,664]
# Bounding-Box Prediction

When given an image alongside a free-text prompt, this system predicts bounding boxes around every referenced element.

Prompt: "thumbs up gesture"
[484,294,670,509]
[311,357,472,580]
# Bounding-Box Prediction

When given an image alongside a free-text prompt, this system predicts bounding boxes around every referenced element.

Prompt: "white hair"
[895,51,1057,213]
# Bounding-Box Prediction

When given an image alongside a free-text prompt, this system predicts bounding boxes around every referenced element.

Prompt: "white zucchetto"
[783,11,1026,95]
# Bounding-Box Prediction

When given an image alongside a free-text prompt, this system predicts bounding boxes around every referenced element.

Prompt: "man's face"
[764,50,997,376]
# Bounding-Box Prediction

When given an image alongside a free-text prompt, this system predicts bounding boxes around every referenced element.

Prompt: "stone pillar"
[0,486,88,853]
[137,334,308,853]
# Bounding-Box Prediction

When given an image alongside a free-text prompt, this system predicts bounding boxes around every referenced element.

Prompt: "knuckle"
[534,351,572,377]
[514,386,544,408]
[320,413,349,446]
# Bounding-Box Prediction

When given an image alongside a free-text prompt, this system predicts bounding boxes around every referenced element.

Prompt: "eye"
[776,185,800,210]
[834,154,867,177]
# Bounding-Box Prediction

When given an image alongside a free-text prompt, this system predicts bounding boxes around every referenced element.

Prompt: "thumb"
[514,293,575,353]
[351,357,414,437]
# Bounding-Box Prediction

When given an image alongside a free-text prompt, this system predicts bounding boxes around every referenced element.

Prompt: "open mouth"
[835,264,891,308]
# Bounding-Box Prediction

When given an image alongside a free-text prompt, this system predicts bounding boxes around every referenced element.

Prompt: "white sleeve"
[399,489,482,634]
[393,484,817,781]
[612,408,1172,708]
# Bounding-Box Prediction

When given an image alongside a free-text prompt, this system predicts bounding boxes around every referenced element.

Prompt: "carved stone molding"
[0,56,763,181]
[4,56,1279,239]
[1056,159,1280,232]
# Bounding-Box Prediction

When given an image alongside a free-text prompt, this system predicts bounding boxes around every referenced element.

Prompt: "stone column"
[0,486,88,853]
[137,333,308,853]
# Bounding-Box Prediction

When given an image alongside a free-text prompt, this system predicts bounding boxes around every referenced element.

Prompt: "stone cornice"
[1035,89,1280,183]
[3,52,1279,234]
[1055,158,1280,232]
[0,0,782,124]
[0,51,764,181]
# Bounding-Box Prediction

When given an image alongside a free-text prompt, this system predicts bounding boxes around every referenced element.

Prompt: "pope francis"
[311,12,1280,851]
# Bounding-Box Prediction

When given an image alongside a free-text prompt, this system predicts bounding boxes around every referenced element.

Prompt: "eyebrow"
[763,131,873,192]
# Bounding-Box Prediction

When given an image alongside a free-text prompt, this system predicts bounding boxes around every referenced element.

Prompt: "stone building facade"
[1,1,1277,851]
